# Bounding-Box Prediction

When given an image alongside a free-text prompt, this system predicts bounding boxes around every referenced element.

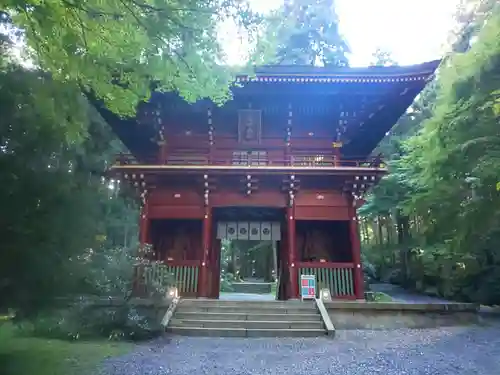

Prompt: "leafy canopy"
[1,0,261,114]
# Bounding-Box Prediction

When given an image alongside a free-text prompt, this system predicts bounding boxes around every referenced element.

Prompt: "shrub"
[21,297,167,342]
[220,272,235,292]
[17,245,174,342]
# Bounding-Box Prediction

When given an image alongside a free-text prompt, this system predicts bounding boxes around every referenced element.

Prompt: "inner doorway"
[210,207,286,300]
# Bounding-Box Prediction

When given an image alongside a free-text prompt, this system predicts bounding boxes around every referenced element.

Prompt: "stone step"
[176,306,315,314]
[178,300,316,310]
[174,312,321,322]
[178,299,313,306]
[231,283,272,294]
[170,319,324,329]
[167,326,327,337]
[170,299,326,337]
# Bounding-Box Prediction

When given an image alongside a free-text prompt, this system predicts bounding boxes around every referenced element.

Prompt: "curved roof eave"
[241,60,441,80]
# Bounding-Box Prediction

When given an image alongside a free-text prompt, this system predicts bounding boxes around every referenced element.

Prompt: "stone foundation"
[325,301,480,329]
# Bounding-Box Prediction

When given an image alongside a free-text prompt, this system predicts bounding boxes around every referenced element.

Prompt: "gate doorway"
[209,207,288,300]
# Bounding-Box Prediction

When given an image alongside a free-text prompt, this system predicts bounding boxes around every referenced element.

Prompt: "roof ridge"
[236,60,441,81]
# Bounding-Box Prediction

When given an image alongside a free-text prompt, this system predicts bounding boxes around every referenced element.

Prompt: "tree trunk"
[272,241,278,282]
[396,210,411,285]
[377,216,383,246]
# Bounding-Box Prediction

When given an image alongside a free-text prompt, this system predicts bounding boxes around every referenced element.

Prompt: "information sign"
[300,275,316,300]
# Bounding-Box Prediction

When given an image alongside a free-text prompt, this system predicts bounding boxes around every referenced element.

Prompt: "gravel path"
[370,283,451,303]
[98,324,500,375]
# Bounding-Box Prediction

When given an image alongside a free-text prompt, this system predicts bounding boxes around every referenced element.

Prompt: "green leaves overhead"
[3,0,261,114]
[370,48,397,67]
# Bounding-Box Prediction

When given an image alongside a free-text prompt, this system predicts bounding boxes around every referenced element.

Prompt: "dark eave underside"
[90,60,440,161]
[342,84,428,156]
[85,92,156,158]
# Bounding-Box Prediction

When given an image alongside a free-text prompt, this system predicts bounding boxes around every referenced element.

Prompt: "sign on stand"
[300,275,316,300]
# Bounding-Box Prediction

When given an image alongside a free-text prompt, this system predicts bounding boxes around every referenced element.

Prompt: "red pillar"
[348,196,364,299]
[157,141,168,164]
[287,205,299,299]
[212,239,222,298]
[333,147,341,167]
[198,205,212,298]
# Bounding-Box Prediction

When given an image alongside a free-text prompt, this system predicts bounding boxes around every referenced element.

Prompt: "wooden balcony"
[114,152,386,170]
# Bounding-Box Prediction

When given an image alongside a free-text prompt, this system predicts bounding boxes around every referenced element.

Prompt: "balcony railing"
[133,261,200,297]
[296,262,355,299]
[115,152,385,168]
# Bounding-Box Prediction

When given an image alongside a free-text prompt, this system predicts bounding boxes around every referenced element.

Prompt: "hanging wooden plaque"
[238,109,262,144]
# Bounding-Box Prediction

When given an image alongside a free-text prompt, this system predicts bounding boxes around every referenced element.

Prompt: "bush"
[20,298,166,342]
[220,272,235,292]
[16,245,174,342]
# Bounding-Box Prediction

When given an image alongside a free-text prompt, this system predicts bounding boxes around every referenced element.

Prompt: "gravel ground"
[98,324,500,375]
[370,283,451,304]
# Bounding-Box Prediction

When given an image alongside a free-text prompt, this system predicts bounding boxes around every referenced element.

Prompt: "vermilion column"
[348,196,364,299]
[157,141,168,164]
[287,205,299,299]
[198,205,212,298]
[333,147,341,167]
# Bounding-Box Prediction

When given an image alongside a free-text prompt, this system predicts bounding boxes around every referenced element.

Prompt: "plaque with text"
[238,109,262,144]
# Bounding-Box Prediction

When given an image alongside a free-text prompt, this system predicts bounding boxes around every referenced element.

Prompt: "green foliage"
[23,298,164,342]
[0,48,174,346]
[270,280,277,297]
[370,48,397,67]
[361,5,500,305]
[221,240,276,281]
[0,67,94,315]
[254,0,349,66]
[0,49,141,316]
[15,244,173,342]
[448,0,497,53]
[220,272,235,292]
[2,0,262,114]
[373,292,393,302]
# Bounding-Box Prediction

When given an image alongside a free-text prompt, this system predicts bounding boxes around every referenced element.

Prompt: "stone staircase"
[167,299,327,337]
[231,282,272,294]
